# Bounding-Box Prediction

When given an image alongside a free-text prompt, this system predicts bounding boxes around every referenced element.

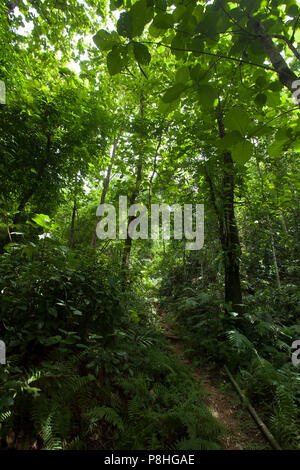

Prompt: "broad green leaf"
[224,108,252,136]
[173,5,187,22]
[155,0,167,10]
[191,36,204,56]
[117,11,133,38]
[161,83,186,103]
[131,0,154,37]
[152,12,174,30]
[93,30,115,51]
[107,49,122,75]
[275,128,290,142]
[255,93,267,107]
[287,4,298,17]
[219,131,243,150]
[158,98,178,115]
[190,63,204,82]
[171,33,186,58]
[133,43,151,65]
[175,66,190,84]
[197,84,217,107]
[231,140,253,164]
[32,214,51,229]
[268,140,284,158]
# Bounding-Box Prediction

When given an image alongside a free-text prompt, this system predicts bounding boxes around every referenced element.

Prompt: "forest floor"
[158,309,271,450]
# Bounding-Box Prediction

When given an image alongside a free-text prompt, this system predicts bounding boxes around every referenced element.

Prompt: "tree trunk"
[69,198,77,249]
[254,20,299,94]
[122,93,144,279]
[91,129,122,248]
[208,106,243,313]
[222,151,243,311]
[121,159,143,273]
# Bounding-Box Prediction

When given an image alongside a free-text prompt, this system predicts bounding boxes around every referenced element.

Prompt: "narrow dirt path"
[159,309,270,450]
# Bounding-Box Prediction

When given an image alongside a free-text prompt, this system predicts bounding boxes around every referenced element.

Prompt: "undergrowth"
[0,242,223,450]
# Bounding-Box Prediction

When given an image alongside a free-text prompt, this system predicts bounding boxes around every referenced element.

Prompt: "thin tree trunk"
[69,198,77,249]
[148,133,162,207]
[268,217,281,289]
[122,158,143,271]
[256,158,282,288]
[91,129,123,248]
[122,93,144,278]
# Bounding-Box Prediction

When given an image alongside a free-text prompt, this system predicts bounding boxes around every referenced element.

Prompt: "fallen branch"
[224,365,282,450]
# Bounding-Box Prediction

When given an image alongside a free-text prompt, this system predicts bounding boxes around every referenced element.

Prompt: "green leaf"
[155,0,167,10]
[93,30,115,51]
[152,12,174,30]
[197,84,217,107]
[131,0,153,37]
[171,33,186,58]
[133,43,151,65]
[268,140,284,158]
[161,83,186,103]
[275,128,290,142]
[158,98,179,115]
[224,108,252,136]
[231,140,253,164]
[190,63,204,82]
[42,336,62,346]
[191,36,203,56]
[291,139,300,152]
[287,4,298,17]
[117,11,133,38]
[107,49,122,75]
[255,93,267,107]
[175,66,190,84]
[173,5,187,22]
[32,214,51,229]
[219,131,244,150]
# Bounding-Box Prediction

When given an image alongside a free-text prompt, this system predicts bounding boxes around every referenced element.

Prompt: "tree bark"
[215,106,243,312]
[254,20,299,93]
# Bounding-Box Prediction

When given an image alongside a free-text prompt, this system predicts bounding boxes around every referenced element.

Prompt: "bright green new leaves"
[291,139,300,152]
[107,48,122,75]
[32,214,52,229]
[133,43,151,65]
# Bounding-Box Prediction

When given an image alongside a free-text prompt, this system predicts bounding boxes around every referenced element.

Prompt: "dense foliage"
[0,0,299,451]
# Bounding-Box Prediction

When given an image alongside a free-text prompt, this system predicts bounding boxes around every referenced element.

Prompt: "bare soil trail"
[158,309,270,450]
